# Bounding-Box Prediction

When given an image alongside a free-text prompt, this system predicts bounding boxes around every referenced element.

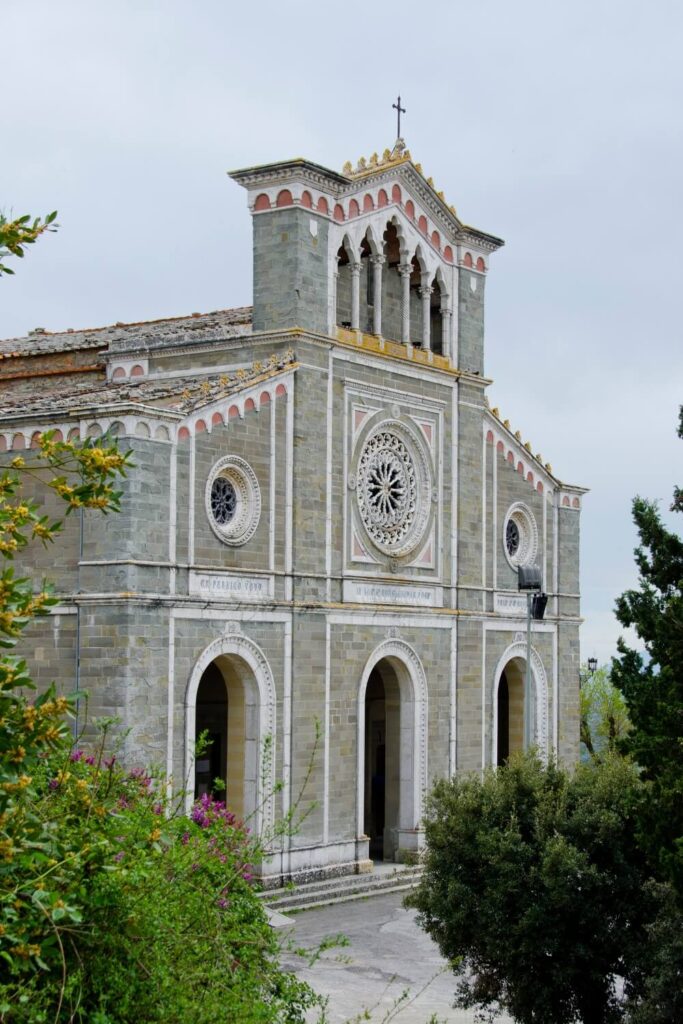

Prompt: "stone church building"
[0,141,584,881]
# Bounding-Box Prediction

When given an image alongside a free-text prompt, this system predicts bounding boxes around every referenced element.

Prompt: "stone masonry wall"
[458,269,485,374]
[252,208,330,334]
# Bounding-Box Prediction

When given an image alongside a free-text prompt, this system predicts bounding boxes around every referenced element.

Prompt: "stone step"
[269,881,419,915]
[259,865,423,913]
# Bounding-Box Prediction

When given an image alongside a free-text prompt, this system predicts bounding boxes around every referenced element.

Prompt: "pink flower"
[70,749,84,762]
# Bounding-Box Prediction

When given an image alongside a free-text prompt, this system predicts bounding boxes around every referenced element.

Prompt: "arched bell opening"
[335,239,353,329]
[194,654,260,821]
[496,658,526,766]
[409,254,423,346]
[363,661,402,861]
[430,277,444,356]
[360,235,374,334]
[380,221,403,343]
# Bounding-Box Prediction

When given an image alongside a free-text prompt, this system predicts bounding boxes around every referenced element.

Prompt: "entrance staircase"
[258,862,423,916]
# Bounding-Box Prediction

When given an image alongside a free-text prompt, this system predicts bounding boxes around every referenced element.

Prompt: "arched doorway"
[194,657,246,815]
[357,640,428,863]
[185,635,276,833]
[493,644,549,765]
[496,659,525,766]
[363,662,401,860]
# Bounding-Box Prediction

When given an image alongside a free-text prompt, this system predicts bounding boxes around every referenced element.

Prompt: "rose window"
[356,428,428,555]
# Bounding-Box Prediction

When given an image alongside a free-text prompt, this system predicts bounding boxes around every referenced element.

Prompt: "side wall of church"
[557,505,581,763]
[457,382,486,607]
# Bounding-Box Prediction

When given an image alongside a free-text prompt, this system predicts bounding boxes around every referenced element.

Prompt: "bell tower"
[230,149,503,373]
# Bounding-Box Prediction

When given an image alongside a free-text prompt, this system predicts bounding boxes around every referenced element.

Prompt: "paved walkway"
[280,890,511,1023]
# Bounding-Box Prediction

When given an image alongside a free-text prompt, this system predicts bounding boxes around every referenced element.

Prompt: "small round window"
[505,518,520,558]
[211,477,237,525]
[503,503,538,569]
[205,456,260,546]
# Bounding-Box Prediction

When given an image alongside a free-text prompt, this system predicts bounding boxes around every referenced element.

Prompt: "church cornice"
[229,158,349,192]
[230,151,504,254]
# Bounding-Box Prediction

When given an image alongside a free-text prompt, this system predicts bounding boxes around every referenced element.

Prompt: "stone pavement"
[280,890,511,1023]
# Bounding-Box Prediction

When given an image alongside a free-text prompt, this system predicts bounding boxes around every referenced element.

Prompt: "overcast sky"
[3,0,681,665]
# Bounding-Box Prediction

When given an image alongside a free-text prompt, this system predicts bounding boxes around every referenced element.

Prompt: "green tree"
[0,211,58,276]
[611,406,683,894]
[580,663,631,762]
[407,755,654,1024]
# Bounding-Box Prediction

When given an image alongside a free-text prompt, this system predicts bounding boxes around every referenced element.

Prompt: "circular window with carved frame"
[205,456,261,546]
[354,420,433,557]
[503,502,538,569]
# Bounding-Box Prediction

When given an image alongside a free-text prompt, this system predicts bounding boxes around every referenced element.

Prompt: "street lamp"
[587,656,598,675]
[517,565,547,749]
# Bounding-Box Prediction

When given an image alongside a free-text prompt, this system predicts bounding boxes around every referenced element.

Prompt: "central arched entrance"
[357,640,428,863]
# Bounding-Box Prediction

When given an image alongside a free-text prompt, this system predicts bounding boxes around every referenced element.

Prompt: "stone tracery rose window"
[206,456,261,546]
[503,502,538,569]
[211,476,238,525]
[356,425,431,556]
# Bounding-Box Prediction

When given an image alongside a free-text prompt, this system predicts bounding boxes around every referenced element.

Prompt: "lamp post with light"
[517,566,548,749]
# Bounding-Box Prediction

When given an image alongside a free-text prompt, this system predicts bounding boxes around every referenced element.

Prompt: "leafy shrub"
[2,721,318,1023]
[407,754,657,1024]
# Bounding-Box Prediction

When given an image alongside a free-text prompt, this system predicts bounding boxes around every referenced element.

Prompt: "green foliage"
[0,437,320,1022]
[0,211,58,276]
[611,407,683,894]
[579,663,631,762]
[2,734,319,1023]
[407,755,654,1024]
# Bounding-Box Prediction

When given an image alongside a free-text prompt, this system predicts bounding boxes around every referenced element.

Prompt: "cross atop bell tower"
[392,95,406,140]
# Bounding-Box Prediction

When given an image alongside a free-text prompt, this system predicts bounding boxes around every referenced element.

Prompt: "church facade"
[0,141,585,881]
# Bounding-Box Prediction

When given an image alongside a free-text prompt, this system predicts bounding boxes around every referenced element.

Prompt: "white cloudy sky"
[3,0,681,665]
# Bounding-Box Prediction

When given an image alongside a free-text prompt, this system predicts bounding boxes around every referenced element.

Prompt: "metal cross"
[392,95,406,138]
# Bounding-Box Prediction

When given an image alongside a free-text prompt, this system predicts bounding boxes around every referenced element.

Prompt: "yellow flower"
[0,838,14,861]
[149,828,161,842]
[11,457,25,469]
